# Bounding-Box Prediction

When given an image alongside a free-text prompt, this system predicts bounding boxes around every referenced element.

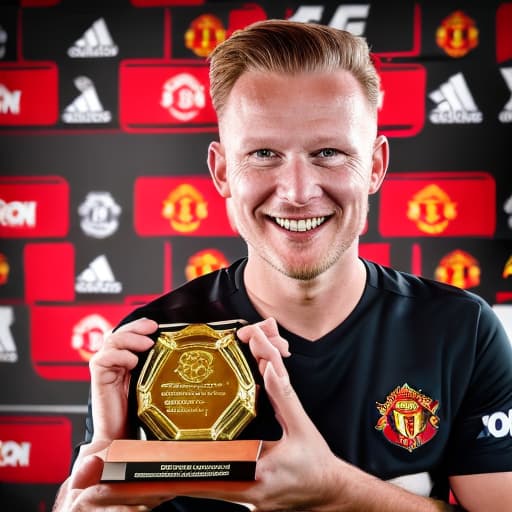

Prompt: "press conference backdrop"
[0,0,511,509]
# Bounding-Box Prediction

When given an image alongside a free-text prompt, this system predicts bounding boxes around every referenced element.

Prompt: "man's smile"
[272,216,327,232]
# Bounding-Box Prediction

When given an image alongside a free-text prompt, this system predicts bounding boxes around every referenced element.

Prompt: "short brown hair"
[208,19,380,117]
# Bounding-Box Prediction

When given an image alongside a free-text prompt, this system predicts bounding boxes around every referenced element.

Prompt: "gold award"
[137,321,256,441]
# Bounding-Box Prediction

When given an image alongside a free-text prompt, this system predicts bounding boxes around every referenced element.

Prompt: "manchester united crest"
[406,184,457,235]
[376,383,440,452]
[436,10,479,58]
[435,249,480,289]
[185,14,226,58]
[161,183,208,233]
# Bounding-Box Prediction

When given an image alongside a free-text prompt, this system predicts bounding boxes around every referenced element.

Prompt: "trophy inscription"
[137,322,256,441]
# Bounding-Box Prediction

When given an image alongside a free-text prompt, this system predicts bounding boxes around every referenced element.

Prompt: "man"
[53,20,512,511]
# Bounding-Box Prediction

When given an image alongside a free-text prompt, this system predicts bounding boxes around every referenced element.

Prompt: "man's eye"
[317,148,339,158]
[253,149,275,159]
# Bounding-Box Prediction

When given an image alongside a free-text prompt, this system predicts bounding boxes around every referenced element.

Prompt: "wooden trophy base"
[100,439,262,483]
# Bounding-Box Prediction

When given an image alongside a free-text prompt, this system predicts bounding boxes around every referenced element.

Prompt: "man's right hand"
[53,441,172,511]
[89,317,158,442]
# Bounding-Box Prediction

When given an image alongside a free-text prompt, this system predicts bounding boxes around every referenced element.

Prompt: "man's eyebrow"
[238,135,347,148]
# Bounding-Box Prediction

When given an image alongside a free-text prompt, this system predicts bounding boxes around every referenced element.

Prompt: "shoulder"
[118,258,246,327]
[363,258,487,307]
[362,258,510,350]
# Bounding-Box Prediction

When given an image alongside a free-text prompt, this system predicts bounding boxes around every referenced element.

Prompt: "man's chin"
[278,261,332,281]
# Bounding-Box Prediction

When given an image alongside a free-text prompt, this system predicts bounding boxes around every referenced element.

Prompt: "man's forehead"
[217,69,375,135]
[219,69,372,115]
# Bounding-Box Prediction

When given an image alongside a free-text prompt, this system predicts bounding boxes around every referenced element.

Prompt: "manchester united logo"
[185,249,229,281]
[406,184,457,234]
[162,183,208,233]
[503,255,512,279]
[160,73,206,122]
[71,314,112,361]
[376,383,440,452]
[185,14,226,58]
[435,249,480,289]
[0,253,9,285]
[436,10,479,58]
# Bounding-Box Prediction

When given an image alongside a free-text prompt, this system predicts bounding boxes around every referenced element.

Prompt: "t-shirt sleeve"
[446,300,512,475]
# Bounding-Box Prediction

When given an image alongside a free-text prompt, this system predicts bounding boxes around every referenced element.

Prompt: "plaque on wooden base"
[100,439,262,483]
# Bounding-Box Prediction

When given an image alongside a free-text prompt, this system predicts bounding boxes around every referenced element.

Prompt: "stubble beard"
[246,233,356,282]
[242,206,367,281]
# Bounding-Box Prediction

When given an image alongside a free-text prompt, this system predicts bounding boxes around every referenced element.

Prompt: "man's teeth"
[274,216,326,232]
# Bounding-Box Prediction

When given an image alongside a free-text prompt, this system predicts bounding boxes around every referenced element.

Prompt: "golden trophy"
[100,320,261,483]
[137,321,257,440]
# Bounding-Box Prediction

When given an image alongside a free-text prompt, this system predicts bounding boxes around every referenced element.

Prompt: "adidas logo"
[68,18,118,58]
[504,194,512,230]
[76,255,122,294]
[0,306,17,363]
[62,76,111,124]
[429,72,482,124]
[499,67,512,123]
[0,24,7,59]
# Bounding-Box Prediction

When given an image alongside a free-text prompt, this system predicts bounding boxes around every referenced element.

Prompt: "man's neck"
[243,256,367,341]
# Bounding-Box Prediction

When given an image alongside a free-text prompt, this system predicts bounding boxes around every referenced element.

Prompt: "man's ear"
[369,134,389,195]
[207,141,231,198]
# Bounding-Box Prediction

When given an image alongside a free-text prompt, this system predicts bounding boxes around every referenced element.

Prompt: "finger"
[79,480,253,507]
[98,318,158,366]
[257,318,291,357]
[103,322,158,353]
[91,331,153,371]
[237,324,287,378]
[90,349,141,378]
[263,361,312,439]
[114,317,159,336]
[69,454,104,490]
[238,318,290,357]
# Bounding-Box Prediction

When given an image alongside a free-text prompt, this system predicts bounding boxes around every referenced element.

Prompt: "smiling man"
[53,20,512,512]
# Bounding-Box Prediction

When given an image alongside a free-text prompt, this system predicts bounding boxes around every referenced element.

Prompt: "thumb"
[263,361,311,439]
[69,455,104,490]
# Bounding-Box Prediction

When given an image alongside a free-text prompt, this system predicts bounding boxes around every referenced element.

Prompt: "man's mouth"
[273,216,327,232]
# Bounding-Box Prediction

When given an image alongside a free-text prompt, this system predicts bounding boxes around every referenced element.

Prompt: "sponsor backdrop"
[0,0,511,509]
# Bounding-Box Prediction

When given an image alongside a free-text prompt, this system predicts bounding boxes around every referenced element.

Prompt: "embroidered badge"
[375,383,440,452]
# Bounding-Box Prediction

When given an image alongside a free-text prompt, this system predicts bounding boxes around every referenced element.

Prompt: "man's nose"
[275,158,321,205]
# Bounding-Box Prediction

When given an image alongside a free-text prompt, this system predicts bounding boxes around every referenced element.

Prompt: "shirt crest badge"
[375,383,440,452]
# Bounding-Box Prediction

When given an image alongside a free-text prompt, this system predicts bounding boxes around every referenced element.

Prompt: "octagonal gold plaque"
[137,321,256,441]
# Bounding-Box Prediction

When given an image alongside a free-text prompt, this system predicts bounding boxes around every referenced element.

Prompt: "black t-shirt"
[81,258,512,510]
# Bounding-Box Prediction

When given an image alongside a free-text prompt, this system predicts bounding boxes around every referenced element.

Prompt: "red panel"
[379,172,495,237]
[496,292,512,304]
[134,176,237,236]
[0,63,58,126]
[359,243,391,267]
[496,3,512,64]
[24,242,75,304]
[378,64,426,138]
[130,0,204,5]
[119,61,216,132]
[0,416,71,483]
[0,176,69,238]
[227,4,267,34]
[30,304,135,380]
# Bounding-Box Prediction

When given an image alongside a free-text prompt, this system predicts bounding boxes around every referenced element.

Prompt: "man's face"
[208,69,388,280]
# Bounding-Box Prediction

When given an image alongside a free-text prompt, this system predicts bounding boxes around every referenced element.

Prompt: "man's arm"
[182,357,507,511]
[52,448,174,512]
[52,318,175,511]
[450,472,512,511]
[202,319,509,512]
